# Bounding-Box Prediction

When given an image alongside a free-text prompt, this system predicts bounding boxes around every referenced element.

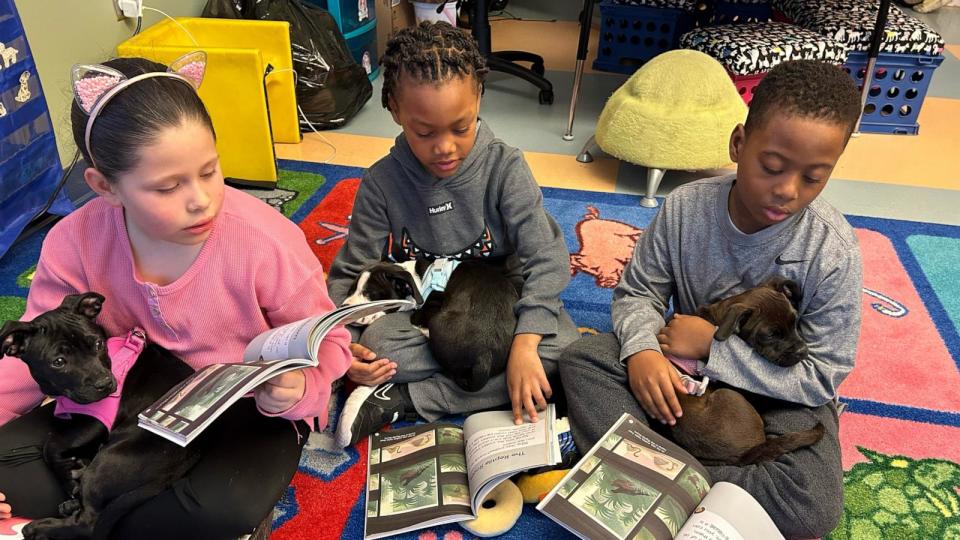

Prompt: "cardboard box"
[376,0,416,57]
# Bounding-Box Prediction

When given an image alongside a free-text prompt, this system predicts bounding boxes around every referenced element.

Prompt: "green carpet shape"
[827,448,960,539]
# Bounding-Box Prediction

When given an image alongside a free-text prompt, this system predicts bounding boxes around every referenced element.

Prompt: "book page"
[462,405,558,512]
[538,414,712,540]
[243,299,415,364]
[675,482,783,540]
[364,423,474,539]
[244,317,321,362]
[138,358,311,445]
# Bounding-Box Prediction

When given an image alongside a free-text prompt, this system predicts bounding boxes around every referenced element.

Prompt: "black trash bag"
[203,0,373,130]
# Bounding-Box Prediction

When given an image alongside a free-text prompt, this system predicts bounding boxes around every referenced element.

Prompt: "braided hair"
[381,21,489,110]
[746,60,861,140]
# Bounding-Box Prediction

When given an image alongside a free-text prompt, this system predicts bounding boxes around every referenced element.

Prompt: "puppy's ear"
[714,304,754,340]
[0,321,36,358]
[779,280,802,310]
[392,273,424,305]
[59,292,105,319]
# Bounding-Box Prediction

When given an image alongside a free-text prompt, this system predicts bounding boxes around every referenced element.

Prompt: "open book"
[138,299,414,446]
[538,413,783,540]
[364,404,560,539]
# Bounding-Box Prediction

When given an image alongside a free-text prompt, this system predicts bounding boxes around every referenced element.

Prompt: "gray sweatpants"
[559,333,844,540]
[358,310,580,421]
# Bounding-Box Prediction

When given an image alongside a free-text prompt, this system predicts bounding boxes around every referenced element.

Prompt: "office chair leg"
[486,55,554,104]
[494,51,546,76]
[641,168,665,208]
[576,135,595,163]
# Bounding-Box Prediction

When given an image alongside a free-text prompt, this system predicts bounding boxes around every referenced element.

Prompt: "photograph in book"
[538,413,784,540]
[138,299,415,446]
[364,405,560,539]
[378,458,440,516]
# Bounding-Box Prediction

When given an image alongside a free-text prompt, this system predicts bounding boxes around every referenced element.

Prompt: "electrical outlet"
[116,0,143,19]
[112,0,125,20]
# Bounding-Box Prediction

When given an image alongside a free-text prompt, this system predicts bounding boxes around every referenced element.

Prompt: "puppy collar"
[54,328,146,432]
[419,258,460,302]
[666,354,709,397]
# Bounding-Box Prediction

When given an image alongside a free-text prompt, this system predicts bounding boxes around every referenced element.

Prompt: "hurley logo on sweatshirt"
[428,201,455,215]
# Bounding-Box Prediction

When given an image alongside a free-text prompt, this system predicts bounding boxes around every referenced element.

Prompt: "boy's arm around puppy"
[613,179,863,407]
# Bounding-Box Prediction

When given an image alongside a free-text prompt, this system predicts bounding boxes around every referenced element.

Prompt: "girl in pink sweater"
[0,54,351,539]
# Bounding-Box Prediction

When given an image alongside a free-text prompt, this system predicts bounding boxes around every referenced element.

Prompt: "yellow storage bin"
[118,18,301,187]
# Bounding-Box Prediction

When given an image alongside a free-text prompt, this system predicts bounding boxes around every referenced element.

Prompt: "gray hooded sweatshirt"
[327,120,571,338]
[613,175,863,407]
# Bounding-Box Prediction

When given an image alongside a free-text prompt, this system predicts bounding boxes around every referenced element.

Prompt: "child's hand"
[507,334,550,425]
[657,314,716,360]
[347,343,397,386]
[626,350,687,425]
[0,492,10,519]
[256,370,307,413]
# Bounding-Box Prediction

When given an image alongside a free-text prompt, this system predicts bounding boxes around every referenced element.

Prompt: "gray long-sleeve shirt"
[613,175,862,406]
[327,120,570,337]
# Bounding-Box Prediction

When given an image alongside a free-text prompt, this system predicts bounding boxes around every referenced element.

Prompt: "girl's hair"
[70,57,215,181]
[380,21,489,110]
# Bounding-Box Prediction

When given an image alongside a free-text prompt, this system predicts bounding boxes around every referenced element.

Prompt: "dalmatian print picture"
[15,71,30,103]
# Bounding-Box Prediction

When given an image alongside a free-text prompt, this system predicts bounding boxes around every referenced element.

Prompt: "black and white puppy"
[343,258,520,391]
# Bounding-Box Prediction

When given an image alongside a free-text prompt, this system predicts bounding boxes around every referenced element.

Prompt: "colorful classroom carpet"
[1,160,958,540]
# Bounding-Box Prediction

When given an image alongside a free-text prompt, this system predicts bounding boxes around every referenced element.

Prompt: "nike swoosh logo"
[775,255,807,265]
[373,383,394,401]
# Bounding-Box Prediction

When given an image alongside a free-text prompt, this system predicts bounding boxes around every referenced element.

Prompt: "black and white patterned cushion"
[680,22,849,74]
[770,0,943,55]
[612,0,701,11]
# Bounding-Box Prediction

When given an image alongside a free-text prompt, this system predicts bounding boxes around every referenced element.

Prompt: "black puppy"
[668,278,824,465]
[1,293,201,540]
[344,258,520,391]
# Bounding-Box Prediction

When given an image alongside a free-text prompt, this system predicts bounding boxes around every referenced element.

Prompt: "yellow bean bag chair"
[594,49,747,207]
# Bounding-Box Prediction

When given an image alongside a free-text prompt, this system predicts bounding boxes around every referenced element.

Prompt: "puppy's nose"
[93,376,114,392]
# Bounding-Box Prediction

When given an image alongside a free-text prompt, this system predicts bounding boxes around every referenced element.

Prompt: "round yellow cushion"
[460,480,523,537]
[595,49,748,171]
[516,469,570,504]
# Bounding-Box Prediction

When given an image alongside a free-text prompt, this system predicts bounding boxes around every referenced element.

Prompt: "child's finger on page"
[511,396,524,425]
[523,390,540,423]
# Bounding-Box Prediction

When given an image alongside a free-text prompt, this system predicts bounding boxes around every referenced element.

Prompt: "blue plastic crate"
[843,51,943,135]
[707,0,771,25]
[304,0,376,36]
[345,23,380,81]
[594,1,696,74]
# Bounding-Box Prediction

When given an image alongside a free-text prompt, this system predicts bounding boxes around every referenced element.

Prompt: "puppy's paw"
[23,518,57,540]
[58,498,81,517]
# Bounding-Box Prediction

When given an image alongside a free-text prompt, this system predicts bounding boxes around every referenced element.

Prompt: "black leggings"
[0,399,307,540]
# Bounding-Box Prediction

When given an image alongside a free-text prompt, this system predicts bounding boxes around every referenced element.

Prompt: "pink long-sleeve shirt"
[0,187,352,429]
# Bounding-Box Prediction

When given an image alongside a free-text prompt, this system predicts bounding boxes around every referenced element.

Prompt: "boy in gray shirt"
[560,60,863,538]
